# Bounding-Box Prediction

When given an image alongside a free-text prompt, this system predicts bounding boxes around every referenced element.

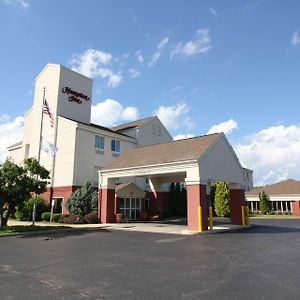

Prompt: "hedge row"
[41,211,99,224]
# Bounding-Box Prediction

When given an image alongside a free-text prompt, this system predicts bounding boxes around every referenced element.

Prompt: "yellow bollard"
[209,206,213,230]
[198,206,202,232]
[245,206,250,225]
[241,205,245,225]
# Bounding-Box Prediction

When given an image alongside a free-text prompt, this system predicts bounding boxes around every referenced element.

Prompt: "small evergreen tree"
[214,181,230,217]
[210,184,216,215]
[66,182,98,216]
[259,191,269,214]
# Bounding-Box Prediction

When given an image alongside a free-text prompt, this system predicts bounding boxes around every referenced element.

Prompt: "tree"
[66,181,98,216]
[0,158,49,227]
[210,184,216,215]
[214,181,230,217]
[24,158,50,224]
[259,191,270,214]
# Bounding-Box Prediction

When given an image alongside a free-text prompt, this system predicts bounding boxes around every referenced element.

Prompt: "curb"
[0,226,109,238]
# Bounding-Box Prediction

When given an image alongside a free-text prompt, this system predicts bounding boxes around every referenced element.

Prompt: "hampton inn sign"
[62,86,90,104]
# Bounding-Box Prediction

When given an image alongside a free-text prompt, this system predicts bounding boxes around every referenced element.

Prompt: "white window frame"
[95,135,105,150]
[111,139,120,153]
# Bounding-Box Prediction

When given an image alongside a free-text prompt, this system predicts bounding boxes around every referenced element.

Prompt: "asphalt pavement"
[1,218,300,300]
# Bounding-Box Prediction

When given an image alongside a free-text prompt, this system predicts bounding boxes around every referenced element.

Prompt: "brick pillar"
[292,201,300,214]
[100,188,116,223]
[186,184,208,231]
[230,189,245,225]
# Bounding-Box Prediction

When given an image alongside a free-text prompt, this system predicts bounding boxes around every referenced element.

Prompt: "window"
[95,135,105,150]
[111,139,120,152]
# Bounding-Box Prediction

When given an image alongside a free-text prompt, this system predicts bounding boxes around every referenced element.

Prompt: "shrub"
[59,214,84,224]
[84,212,99,224]
[41,212,51,221]
[15,196,49,221]
[66,182,98,216]
[52,213,62,222]
[214,181,230,217]
[259,191,270,214]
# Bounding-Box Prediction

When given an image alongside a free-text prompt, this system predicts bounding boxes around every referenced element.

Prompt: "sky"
[0,0,300,186]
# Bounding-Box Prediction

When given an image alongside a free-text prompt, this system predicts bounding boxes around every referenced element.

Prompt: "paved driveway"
[1,218,300,299]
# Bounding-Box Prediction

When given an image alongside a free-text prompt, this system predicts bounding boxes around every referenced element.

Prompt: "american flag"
[43,99,54,128]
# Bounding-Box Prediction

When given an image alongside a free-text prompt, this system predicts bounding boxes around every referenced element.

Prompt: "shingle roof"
[103,133,222,170]
[111,116,155,132]
[246,179,300,196]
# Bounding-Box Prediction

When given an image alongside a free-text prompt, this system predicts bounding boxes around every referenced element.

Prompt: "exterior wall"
[57,66,92,124]
[147,191,169,214]
[8,146,23,164]
[230,189,245,225]
[41,185,81,214]
[74,126,136,187]
[292,201,300,214]
[100,188,116,223]
[200,136,244,186]
[186,184,208,231]
[242,169,253,192]
[136,117,172,146]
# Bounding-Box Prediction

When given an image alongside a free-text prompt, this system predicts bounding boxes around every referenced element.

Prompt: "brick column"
[100,188,116,223]
[186,184,208,231]
[230,189,245,225]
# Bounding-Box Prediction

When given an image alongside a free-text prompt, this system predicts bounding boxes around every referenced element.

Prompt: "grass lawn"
[0,225,71,235]
[250,214,300,218]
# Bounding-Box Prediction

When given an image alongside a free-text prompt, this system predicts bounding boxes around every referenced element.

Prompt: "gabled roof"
[103,133,222,170]
[246,179,300,196]
[111,116,155,132]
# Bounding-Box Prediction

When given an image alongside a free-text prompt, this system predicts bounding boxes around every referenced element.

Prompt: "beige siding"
[200,136,244,186]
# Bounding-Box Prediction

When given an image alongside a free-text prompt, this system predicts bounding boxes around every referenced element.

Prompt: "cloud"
[157,37,169,50]
[128,68,141,78]
[135,50,144,63]
[3,0,29,9]
[69,49,122,87]
[234,124,300,186]
[0,115,24,163]
[148,36,169,67]
[91,99,139,127]
[209,8,218,18]
[173,134,195,140]
[171,28,211,57]
[207,119,238,135]
[291,32,300,46]
[154,102,194,131]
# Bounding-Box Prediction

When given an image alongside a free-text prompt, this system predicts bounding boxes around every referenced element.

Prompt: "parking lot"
[1,218,300,300]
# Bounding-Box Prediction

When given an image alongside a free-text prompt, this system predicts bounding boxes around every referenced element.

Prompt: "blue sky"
[1,0,300,185]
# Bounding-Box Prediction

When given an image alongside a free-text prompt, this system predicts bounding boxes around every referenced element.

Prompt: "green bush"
[15,196,49,221]
[41,212,51,221]
[214,181,230,217]
[84,212,99,224]
[52,213,62,222]
[66,182,98,216]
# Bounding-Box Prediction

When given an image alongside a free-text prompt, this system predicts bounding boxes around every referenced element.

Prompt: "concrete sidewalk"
[7,219,251,235]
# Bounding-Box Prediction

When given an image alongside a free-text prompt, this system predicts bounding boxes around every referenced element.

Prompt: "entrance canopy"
[98,133,246,231]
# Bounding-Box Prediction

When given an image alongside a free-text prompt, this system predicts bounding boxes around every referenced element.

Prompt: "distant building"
[245,179,300,214]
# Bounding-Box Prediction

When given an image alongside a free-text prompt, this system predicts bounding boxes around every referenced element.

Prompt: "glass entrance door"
[120,197,141,220]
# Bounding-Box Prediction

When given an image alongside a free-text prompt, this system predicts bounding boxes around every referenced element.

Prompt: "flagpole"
[37,87,46,163]
[49,114,58,222]
[32,87,46,226]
